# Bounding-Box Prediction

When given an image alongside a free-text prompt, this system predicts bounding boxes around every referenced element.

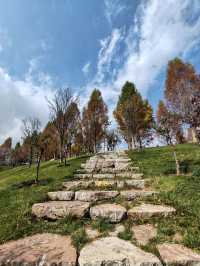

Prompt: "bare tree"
[47,88,78,163]
[22,117,41,167]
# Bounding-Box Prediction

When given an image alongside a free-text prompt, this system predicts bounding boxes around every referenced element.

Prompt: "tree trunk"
[172,145,180,176]
[29,146,33,168]
[36,149,43,184]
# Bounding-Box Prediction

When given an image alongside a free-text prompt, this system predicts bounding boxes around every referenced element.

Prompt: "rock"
[173,232,183,243]
[132,224,157,245]
[120,190,157,200]
[63,180,93,190]
[0,233,77,266]
[93,173,115,179]
[124,179,145,189]
[32,201,90,219]
[109,224,125,237]
[116,172,143,179]
[90,203,126,223]
[47,191,74,201]
[94,180,116,188]
[128,203,176,220]
[116,180,145,189]
[157,243,200,266]
[79,237,162,266]
[75,191,119,202]
[85,226,100,240]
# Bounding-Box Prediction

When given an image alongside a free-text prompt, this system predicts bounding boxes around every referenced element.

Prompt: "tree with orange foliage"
[114,82,154,149]
[165,58,200,143]
[82,89,109,153]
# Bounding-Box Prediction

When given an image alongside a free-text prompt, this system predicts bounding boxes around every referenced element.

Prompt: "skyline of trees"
[0,57,200,168]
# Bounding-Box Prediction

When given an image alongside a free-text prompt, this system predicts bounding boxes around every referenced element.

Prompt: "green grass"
[128,143,200,251]
[1,143,200,253]
[128,143,200,177]
[0,156,89,248]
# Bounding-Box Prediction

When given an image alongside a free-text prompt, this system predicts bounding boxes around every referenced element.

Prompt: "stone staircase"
[32,151,161,222]
[1,151,200,266]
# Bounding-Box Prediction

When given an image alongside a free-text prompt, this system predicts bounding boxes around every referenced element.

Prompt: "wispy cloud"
[82,62,91,76]
[115,0,200,96]
[104,0,127,25]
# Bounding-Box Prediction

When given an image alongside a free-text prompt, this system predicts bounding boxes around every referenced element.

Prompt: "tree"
[156,100,181,175]
[165,58,200,142]
[114,81,153,149]
[22,117,41,167]
[47,88,78,163]
[82,89,109,153]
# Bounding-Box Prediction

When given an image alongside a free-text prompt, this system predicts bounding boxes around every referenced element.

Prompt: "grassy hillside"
[0,157,89,247]
[1,144,200,251]
[129,143,200,251]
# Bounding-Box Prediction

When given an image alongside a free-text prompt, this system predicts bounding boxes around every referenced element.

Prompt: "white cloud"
[82,62,91,75]
[104,0,127,25]
[115,0,200,96]
[0,67,54,145]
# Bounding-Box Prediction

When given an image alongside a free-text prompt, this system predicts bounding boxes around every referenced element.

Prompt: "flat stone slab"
[0,233,77,266]
[116,173,143,179]
[63,180,93,190]
[128,203,176,220]
[32,201,90,219]
[94,180,116,188]
[120,190,157,200]
[117,179,145,189]
[132,224,157,245]
[85,226,100,240]
[90,203,126,223]
[157,243,200,265]
[48,191,74,201]
[79,237,162,266]
[75,190,119,202]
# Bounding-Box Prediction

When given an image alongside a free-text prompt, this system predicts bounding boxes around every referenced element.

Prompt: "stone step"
[90,203,126,223]
[62,180,93,190]
[74,173,143,180]
[76,166,140,174]
[157,243,200,265]
[79,237,162,266]
[32,201,90,220]
[0,234,77,265]
[75,190,119,202]
[62,179,145,191]
[132,224,157,246]
[48,191,74,201]
[120,190,157,200]
[128,203,176,220]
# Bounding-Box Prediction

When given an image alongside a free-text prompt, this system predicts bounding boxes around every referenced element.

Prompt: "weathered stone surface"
[132,224,157,245]
[94,180,116,188]
[116,172,143,179]
[85,226,100,240]
[157,243,200,266]
[120,190,157,200]
[93,173,115,179]
[125,179,145,189]
[75,191,119,202]
[173,232,183,243]
[109,224,125,237]
[90,203,126,223]
[0,233,77,266]
[63,180,93,190]
[48,191,74,201]
[79,237,161,266]
[128,203,176,220]
[116,180,145,189]
[32,201,90,219]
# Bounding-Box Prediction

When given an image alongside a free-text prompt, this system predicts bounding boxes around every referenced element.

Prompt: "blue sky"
[0,0,200,144]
